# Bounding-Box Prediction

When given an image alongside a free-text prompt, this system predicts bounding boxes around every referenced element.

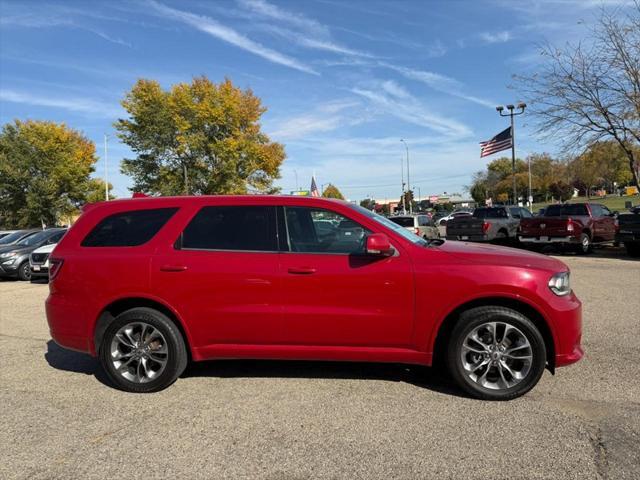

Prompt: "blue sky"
[0,0,631,201]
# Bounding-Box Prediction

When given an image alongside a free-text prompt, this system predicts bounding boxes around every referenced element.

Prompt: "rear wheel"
[100,307,188,393]
[447,306,547,400]
[575,233,592,254]
[17,261,31,281]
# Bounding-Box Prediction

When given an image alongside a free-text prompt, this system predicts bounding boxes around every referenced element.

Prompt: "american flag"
[480,127,512,158]
[310,176,320,197]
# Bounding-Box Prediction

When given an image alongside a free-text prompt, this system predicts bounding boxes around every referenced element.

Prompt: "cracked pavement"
[1,252,639,479]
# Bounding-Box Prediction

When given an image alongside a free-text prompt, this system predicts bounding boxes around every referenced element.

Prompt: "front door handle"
[287,267,316,275]
[160,265,188,272]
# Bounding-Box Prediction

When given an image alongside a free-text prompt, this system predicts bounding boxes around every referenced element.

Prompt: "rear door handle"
[160,265,188,272]
[287,267,316,275]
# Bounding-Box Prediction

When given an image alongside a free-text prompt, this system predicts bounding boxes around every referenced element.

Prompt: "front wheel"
[447,306,547,400]
[100,307,188,393]
[17,261,31,281]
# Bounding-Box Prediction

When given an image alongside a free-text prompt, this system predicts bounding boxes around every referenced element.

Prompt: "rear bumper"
[30,266,49,277]
[446,234,490,242]
[519,235,578,244]
[46,294,93,355]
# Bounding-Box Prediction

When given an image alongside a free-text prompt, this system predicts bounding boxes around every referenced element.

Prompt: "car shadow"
[45,340,467,398]
[183,359,467,398]
[44,340,112,387]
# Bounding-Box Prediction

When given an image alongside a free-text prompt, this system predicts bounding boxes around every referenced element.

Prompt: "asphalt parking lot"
[1,252,639,479]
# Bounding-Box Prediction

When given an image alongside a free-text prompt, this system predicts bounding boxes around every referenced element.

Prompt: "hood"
[436,240,568,272]
[32,243,57,254]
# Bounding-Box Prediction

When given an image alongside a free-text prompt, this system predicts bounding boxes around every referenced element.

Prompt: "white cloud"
[239,0,374,58]
[147,1,317,75]
[351,86,472,137]
[0,89,122,117]
[381,80,410,99]
[268,100,362,140]
[379,63,496,108]
[479,31,512,44]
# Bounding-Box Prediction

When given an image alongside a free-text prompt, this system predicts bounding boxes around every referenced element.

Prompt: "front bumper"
[0,261,19,277]
[550,292,583,368]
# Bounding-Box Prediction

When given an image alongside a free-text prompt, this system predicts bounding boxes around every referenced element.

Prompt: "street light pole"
[496,103,526,205]
[400,139,411,213]
[103,134,109,201]
[400,157,405,214]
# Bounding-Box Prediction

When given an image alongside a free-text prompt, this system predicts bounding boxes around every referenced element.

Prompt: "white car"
[29,243,57,280]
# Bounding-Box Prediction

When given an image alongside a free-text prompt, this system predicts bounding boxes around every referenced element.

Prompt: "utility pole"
[528,156,533,211]
[400,139,411,213]
[496,103,526,205]
[183,163,189,195]
[103,134,109,201]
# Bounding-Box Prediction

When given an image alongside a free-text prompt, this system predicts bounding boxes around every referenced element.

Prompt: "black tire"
[575,233,592,255]
[446,306,547,401]
[625,242,640,257]
[100,307,188,393]
[17,261,31,281]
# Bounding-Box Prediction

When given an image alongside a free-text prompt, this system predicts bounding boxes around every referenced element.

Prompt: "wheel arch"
[431,296,557,373]
[93,296,192,359]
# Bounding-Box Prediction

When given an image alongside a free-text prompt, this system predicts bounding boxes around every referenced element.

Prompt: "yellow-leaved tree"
[115,76,286,195]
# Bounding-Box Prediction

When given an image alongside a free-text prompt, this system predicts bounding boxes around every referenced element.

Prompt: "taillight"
[414,228,420,235]
[49,257,64,280]
[567,218,574,232]
[614,218,619,232]
[482,221,491,233]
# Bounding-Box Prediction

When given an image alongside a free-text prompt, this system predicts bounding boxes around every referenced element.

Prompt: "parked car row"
[0,228,66,280]
[440,202,638,257]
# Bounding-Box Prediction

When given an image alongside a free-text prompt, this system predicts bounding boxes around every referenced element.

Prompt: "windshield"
[349,205,428,246]
[389,217,414,227]
[16,230,52,246]
[0,231,33,245]
[545,204,589,216]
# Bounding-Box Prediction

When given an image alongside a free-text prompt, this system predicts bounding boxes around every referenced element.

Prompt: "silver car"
[388,215,440,240]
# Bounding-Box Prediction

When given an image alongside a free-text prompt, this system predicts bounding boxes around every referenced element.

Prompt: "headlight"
[0,252,16,259]
[548,271,571,296]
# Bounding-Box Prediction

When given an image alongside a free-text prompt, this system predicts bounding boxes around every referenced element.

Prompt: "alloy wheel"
[460,321,533,390]
[109,322,169,383]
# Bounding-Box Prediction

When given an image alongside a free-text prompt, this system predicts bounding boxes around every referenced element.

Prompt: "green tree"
[0,120,97,228]
[359,198,375,210]
[322,184,345,199]
[85,178,116,204]
[115,76,285,196]
[549,181,574,202]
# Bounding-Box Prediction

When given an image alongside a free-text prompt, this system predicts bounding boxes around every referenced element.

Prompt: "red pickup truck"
[519,203,617,254]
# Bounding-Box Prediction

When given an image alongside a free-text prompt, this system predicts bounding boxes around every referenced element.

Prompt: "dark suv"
[0,229,66,280]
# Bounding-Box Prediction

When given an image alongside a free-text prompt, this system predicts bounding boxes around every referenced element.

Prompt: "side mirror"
[366,233,394,256]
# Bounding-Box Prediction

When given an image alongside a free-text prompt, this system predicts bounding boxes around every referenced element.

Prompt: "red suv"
[46,196,583,400]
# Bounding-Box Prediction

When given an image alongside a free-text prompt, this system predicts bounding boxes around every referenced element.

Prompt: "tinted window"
[389,217,414,227]
[16,230,54,246]
[418,216,431,226]
[545,204,589,216]
[285,207,370,254]
[181,206,277,251]
[49,230,66,243]
[473,208,508,219]
[520,208,533,218]
[82,208,178,247]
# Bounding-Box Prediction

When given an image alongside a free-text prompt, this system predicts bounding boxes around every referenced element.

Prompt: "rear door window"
[180,206,277,252]
[82,208,178,247]
[389,217,414,227]
[545,204,589,216]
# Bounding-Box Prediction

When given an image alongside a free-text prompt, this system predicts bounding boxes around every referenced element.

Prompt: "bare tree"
[514,3,640,189]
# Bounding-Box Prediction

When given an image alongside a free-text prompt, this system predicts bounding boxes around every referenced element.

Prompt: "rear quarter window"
[81,208,178,247]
